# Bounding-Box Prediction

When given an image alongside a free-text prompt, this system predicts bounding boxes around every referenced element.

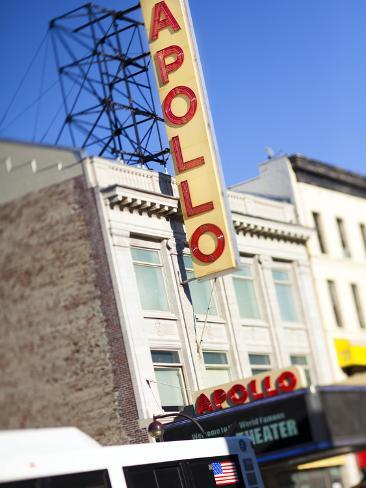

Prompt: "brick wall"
[0,176,147,445]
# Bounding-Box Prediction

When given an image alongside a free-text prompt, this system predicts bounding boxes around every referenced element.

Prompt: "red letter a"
[196,393,214,415]
[150,2,181,41]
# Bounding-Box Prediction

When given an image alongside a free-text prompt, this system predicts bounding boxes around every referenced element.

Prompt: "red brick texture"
[0,175,147,445]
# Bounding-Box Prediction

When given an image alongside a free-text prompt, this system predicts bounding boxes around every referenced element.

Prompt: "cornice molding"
[233,213,312,244]
[102,185,180,218]
[102,185,312,244]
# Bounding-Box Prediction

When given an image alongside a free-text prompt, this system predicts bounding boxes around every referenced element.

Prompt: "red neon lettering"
[277,371,297,393]
[228,384,248,406]
[196,393,214,415]
[163,86,197,126]
[263,375,279,397]
[180,180,213,217]
[171,136,204,173]
[248,379,265,401]
[190,224,225,263]
[156,45,184,85]
[150,1,181,41]
[212,389,226,410]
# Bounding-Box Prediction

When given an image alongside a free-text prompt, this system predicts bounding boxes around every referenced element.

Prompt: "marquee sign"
[193,367,307,415]
[140,0,239,279]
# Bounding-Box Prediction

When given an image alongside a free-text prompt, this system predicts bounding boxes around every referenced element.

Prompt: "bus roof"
[0,427,100,457]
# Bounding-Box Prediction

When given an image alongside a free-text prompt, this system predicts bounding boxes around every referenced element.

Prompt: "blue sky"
[1,1,366,185]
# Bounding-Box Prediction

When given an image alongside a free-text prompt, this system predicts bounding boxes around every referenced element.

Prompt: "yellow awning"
[297,455,346,470]
[334,339,366,368]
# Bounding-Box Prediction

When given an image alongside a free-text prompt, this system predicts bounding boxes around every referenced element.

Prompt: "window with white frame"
[272,268,300,323]
[203,351,231,387]
[290,354,312,386]
[151,350,187,412]
[232,264,261,320]
[131,248,169,312]
[183,255,218,316]
[248,353,272,376]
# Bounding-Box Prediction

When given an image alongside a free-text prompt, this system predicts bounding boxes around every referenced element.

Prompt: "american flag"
[211,461,239,486]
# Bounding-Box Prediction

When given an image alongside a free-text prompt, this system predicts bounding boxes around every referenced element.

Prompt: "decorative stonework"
[103,185,179,218]
[233,215,312,243]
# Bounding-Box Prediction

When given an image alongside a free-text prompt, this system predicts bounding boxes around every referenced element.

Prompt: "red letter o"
[163,86,197,126]
[228,384,248,406]
[277,371,297,393]
[190,224,225,263]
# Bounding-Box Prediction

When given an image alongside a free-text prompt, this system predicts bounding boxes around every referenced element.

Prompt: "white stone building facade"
[86,155,333,421]
[232,154,366,382]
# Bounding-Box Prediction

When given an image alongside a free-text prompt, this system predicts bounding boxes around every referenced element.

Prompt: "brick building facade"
[0,141,147,445]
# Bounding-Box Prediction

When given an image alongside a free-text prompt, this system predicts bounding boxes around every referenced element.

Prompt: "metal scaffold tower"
[49,2,169,168]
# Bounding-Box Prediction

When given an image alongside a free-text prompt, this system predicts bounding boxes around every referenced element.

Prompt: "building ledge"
[102,184,180,218]
[233,213,313,243]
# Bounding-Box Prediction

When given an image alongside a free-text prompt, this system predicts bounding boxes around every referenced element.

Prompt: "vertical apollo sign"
[140,0,239,279]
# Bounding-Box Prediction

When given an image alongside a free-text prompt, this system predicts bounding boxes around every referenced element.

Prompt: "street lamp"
[148,412,205,441]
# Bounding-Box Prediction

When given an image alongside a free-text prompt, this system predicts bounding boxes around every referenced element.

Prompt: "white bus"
[0,428,263,488]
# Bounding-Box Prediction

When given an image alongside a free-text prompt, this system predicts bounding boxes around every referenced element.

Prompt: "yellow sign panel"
[334,338,366,368]
[140,0,239,279]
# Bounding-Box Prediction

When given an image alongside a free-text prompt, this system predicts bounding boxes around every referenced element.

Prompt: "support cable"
[40,80,78,143]
[32,34,49,141]
[0,80,59,134]
[0,30,49,131]
[146,380,162,410]
[197,278,217,354]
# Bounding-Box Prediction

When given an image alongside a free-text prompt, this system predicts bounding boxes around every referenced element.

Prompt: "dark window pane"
[242,458,254,472]
[155,466,184,488]
[235,265,252,278]
[131,248,160,264]
[151,350,180,363]
[249,354,270,365]
[251,368,271,376]
[360,224,366,256]
[183,255,193,269]
[0,482,39,488]
[290,355,312,386]
[272,270,290,282]
[124,468,157,488]
[336,218,351,257]
[273,282,299,322]
[233,277,260,319]
[187,274,218,316]
[133,265,169,311]
[290,355,307,366]
[247,472,258,485]
[203,352,228,365]
[312,212,327,253]
[153,367,185,412]
[327,280,343,327]
[126,465,185,488]
[351,283,366,329]
[0,470,111,488]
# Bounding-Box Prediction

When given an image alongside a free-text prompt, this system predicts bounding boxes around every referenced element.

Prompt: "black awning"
[162,385,366,468]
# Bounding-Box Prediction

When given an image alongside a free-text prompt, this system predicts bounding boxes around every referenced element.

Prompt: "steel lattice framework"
[50,2,169,168]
